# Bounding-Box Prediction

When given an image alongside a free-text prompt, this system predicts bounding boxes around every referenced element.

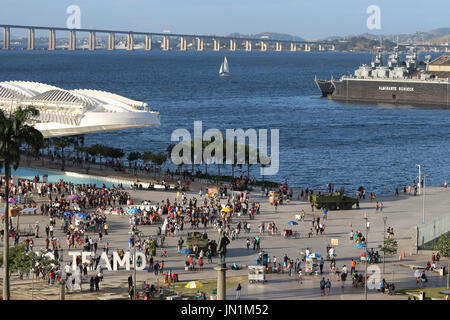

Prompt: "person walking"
[298,269,303,285]
[94,274,100,291]
[325,278,331,296]
[320,277,326,296]
[319,257,324,275]
[235,283,242,300]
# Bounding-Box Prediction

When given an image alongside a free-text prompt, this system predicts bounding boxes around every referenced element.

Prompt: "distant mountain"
[226,32,305,42]
[329,27,450,44]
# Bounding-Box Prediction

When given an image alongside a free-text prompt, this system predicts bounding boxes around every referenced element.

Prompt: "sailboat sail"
[219,57,230,76]
[223,57,229,73]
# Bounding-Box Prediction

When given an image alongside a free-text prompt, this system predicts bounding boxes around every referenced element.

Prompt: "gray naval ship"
[315,48,450,107]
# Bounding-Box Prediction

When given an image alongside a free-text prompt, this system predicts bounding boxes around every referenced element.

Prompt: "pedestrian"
[320,277,325,296]
[235,283,242,300]
[298,269,303,285]
[90,276,95,292]
[325,278,331,296]
[94,275,100,291]
[319,257,324,275]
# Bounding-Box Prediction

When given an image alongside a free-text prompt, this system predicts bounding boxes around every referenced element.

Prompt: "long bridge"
[1,24,449,52]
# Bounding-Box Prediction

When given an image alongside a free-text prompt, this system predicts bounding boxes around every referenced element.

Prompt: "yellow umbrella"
[222,207,232,213]
[185,281,203,289]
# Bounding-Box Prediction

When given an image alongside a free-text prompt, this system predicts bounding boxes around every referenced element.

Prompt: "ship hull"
[315,78,334,96]
[331,78,450,107]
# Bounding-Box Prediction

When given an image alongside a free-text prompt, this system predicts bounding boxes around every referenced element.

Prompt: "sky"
[0,0,449,40]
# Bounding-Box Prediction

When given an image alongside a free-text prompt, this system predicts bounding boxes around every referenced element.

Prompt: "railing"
[417,213,450,249]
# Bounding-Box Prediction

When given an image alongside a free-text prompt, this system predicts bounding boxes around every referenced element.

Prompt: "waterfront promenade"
[1,166,448,299]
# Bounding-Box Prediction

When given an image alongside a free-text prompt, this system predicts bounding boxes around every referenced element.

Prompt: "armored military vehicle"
[186,232,209,251]
[309,192,358,210]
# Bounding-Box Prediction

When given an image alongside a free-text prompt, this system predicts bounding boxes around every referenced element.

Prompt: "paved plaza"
[1,180,449,300]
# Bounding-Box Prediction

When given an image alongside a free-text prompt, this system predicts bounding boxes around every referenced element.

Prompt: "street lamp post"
[133,246,137,300]
[364,214,369,300]
[422,174,429,225]
[416,164,421,195]
[383,216,387,275]
[133,228,140,300]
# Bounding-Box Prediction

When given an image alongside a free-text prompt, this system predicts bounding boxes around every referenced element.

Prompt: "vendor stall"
[248,265,266,284]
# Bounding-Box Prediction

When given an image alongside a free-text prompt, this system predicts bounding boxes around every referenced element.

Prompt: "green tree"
[151,152,168,175]
[1,243,34,279]
[437,233,450,288]
[53,136,74,171]
[127,151,141,168]
[0,106,44,300]
[378,237,398,275]
[378,238,398,255]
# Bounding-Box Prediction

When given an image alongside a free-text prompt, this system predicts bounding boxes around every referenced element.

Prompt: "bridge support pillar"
[259,41,267,52]
[213,39,220,51]
[245,40,252,52]
[162,36,170,51]
[304,43,310,52]
[69,30,77,50]
[48,29,56,50]
[229,39,236,51]
[318,44,323,51]
[275,42,282,51]
[179,37,187,51]
[3,27,10,50]
[145,34,152,50]
[127,33,134,51]
[27,28,35,50]
[88,31,96,51]
[196,38,204,51]
[107,32,115,50]
[290,42,296,52]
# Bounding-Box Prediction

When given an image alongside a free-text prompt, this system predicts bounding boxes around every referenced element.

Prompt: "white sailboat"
[219,56,230,77]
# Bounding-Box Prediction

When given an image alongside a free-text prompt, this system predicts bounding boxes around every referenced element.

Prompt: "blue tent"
[179,248,193,254]
[127,208,141,214]
[355,243,366,248]
[75,212,89,219]
[64,211,73,216]
[287,221,298,225]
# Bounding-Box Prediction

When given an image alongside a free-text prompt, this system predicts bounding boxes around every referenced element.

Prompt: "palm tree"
[0,106,44,300]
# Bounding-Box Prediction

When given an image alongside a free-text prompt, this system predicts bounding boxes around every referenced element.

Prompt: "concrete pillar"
[245,40,252,52]
[162,36,169,51]
[290,42,296,52]
[48,29,56,50]
[59,280,66,300]
[145,34,152,50]
[319,44,323,51]
[69,30,76,50]
[276,42,282,51]
[107,32,115,50]
[215,267,228,300]
[229,39,236,51]
[3,27,10,50]
[331,44,335,51]
[179,37,187,51]
[88,32,96,51]
[213,39,220,51]
[27,28,35,50]
[196,38,204,51]
[259,41,267,52]
[304,43,310,52]
[127,33,134,51]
